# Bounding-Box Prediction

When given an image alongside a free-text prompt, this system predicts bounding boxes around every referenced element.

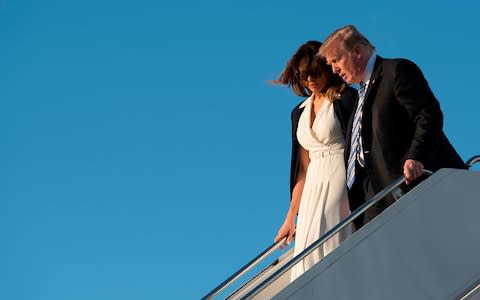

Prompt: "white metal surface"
[273,168,480,300]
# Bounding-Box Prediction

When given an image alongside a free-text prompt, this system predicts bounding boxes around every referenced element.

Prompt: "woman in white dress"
[273,41,357,282]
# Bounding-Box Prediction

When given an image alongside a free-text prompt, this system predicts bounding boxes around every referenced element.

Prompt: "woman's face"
[305,71,329,95]
[298,58,330,95]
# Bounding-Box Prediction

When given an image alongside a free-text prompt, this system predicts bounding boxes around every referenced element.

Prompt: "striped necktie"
[346,82,367,189]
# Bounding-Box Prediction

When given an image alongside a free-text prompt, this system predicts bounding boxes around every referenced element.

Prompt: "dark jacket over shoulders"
[345,56,466,196]
[289,87,357,195]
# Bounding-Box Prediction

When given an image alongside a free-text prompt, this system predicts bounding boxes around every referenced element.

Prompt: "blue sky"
[2,1,479,299]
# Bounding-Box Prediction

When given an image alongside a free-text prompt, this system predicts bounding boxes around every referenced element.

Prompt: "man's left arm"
[394,59,443,182]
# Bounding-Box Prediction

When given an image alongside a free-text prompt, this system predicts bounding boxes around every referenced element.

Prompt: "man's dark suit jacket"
[289,87,357,195]
[345,56,466,218]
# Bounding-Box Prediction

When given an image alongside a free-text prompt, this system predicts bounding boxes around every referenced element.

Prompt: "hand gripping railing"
[201,237,289,300]
[239,169,434,300]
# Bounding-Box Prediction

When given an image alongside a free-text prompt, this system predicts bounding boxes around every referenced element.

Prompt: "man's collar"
[363,50,377,86]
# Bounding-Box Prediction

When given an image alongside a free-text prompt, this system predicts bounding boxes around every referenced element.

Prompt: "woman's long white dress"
[291,96,352,282]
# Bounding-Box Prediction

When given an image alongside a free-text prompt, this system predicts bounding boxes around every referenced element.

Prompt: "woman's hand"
[274,219,296,245]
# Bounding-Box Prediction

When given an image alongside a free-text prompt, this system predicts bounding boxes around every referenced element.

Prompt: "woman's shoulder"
[291,97,308,112]
[291,98,308,119]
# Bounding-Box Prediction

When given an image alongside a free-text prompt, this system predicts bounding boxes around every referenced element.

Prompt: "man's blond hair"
[318,25,374,58]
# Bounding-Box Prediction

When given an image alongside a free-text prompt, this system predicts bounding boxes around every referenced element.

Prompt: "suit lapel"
[363,56,383,104]
[345,57,384,161]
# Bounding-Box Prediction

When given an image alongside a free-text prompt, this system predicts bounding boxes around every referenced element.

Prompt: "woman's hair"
[272,40,346,101]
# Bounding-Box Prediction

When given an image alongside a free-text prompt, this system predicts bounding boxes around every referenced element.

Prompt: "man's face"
[324,44,363,84]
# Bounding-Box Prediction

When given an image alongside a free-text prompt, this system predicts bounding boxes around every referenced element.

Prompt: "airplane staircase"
[203,155,480,300]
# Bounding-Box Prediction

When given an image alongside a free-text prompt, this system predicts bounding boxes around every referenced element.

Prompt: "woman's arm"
[275,146,310,244]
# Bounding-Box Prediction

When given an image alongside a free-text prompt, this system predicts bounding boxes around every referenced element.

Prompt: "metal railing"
[204,156,479,300]
[203,167,453,300]
[239,170,433,299]
[466,155,480,169]
[201,237,289,300]
[203,170,434,299]
[226,246,294,299]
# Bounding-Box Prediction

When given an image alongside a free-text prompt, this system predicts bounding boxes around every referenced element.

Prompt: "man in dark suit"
[318,25,466,229]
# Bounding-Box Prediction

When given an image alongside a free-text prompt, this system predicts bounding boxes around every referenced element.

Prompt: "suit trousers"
[347,161,429,230]
[347,161,395,230]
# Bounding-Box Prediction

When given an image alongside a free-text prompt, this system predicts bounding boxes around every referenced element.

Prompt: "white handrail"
[203,169,437,300]
[466,155,480,168]
[201,237,288,300]
[240,170,434,300]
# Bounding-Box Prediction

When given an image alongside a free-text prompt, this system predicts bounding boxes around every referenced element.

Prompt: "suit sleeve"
[393,59,443,164]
